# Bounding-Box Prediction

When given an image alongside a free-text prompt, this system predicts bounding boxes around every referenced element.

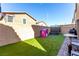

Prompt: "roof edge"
[0,12,37,21]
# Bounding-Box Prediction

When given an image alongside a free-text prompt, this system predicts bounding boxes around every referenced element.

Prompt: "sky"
[1,3,75,26]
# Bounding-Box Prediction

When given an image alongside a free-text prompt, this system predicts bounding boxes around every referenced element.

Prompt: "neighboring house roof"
[36,21,48,26]
[0,12,37,21]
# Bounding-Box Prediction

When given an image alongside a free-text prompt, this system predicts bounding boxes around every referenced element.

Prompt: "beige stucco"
[75,4,79,20]
[0,12,50,46]
[0,13,36,41]
[37,22,46,26]
[36,21,48,26]
[74,3,79,39]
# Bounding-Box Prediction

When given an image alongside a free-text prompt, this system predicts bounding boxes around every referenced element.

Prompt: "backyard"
[0,34,64,56]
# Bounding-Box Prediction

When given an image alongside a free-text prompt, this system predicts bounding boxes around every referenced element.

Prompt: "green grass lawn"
[0,34,64,56]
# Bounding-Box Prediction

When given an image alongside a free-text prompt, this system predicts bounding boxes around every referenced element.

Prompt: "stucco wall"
[0,14,36,40]
[75,4,79,39]
[75,4,79,20]
[0,13,50,46]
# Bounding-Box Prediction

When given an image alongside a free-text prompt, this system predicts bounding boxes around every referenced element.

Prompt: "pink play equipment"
[40,29,48,38]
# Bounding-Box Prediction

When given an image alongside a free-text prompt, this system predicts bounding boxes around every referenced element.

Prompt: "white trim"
[64,34,77,37]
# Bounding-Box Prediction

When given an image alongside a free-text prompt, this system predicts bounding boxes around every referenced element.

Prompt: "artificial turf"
[0,34,64,56]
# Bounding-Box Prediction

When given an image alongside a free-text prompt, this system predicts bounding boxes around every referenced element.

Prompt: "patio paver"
[57,37,70,56]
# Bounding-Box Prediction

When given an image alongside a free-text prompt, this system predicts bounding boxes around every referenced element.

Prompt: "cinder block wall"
[60,24,75,34]
[32,25,50,37]
[0,24,21,46]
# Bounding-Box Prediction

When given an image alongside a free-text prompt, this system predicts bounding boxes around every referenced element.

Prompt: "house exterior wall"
[75,4,79,20]
[60,24,75,34]
[75,4,79,39]
[36,22,47,26]
[0,14,36,41]
[0,13,50,46]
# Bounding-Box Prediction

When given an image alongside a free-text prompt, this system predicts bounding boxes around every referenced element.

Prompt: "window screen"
[23,19,26,24]
[8,16,13,22]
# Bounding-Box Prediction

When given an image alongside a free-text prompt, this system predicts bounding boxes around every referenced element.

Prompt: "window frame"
[7,15,14,22]
[23,18,26,24]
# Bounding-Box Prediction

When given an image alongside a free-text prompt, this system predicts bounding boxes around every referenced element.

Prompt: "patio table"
[64,34,77,38]
[64,34,77,43]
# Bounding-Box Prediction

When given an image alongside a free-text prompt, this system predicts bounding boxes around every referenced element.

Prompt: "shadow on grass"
[0,41,47,56]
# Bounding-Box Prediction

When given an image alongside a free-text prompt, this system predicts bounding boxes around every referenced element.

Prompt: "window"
[23,19,26,24]
[8,16,13,22]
